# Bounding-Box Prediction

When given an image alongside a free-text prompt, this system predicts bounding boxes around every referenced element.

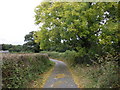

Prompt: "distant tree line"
[2,31,40,53]
[2,44,23,52]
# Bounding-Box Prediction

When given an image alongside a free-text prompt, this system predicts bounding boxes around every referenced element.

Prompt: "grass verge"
[27,63,55,88]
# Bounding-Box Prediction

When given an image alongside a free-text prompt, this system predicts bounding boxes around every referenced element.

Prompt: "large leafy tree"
[34,2,119,62]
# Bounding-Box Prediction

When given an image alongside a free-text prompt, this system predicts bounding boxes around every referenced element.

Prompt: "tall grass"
[2,53,54,88]
[72,61,119,88]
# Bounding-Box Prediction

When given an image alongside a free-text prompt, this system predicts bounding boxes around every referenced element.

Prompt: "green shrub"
[42,50,77,66]
[47,51,60,59]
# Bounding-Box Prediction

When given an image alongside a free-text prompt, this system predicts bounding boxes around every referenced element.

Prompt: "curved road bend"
[43,59,78,88]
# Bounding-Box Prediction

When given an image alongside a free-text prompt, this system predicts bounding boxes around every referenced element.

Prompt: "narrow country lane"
[44,59,78,88]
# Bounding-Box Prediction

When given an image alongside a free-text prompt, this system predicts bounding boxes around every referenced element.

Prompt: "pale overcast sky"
[0,0,43,45]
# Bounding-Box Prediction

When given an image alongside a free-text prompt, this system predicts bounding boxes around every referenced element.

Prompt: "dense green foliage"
[34,2,119,63]
[2,53,54,88]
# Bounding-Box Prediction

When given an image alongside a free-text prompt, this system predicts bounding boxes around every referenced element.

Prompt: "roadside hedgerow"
[2,53,54,88]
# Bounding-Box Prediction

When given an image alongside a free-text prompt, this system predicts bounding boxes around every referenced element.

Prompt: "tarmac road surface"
[43,58,78,88]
